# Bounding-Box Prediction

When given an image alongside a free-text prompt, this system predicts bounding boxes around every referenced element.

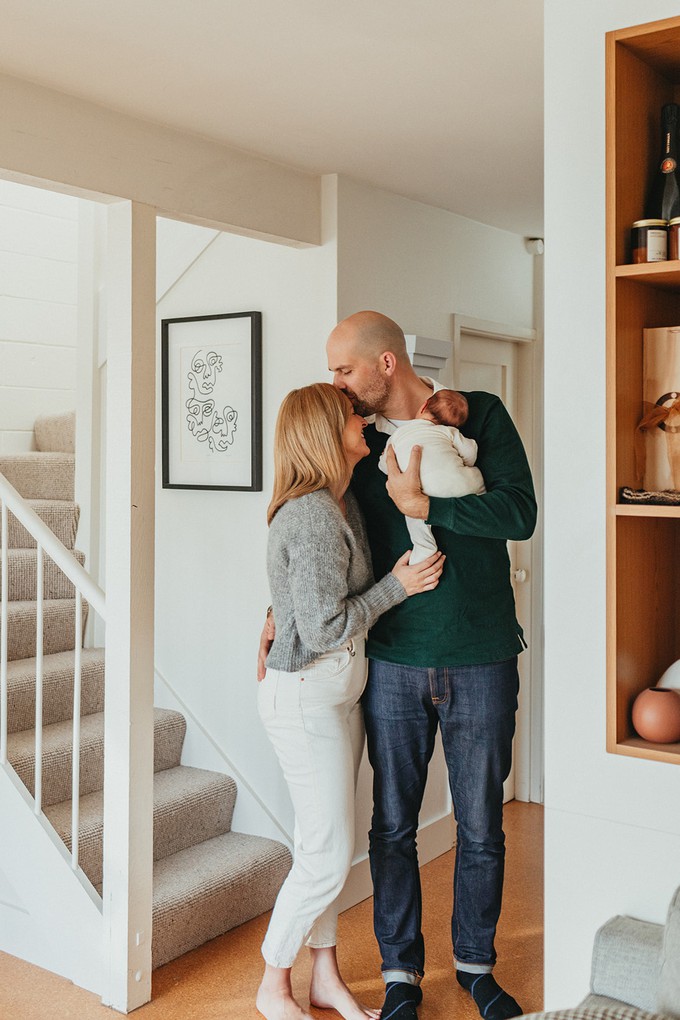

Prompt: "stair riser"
[152,837,292,968]
[1,552,85,601]
[0,456,75,501]
[2,505,79,551]
[1,601,88,661]
[34,412,75,454]
[5,655,105,734]
[46,773,238,888]
[7,711,186,808]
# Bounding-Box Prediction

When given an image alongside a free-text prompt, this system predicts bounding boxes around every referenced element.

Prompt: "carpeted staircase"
[0,412,291,968]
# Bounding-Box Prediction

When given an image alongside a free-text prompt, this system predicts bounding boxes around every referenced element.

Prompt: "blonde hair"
[267,383,353,525]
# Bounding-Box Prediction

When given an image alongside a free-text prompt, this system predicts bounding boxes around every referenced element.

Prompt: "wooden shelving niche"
[606,16,680,764]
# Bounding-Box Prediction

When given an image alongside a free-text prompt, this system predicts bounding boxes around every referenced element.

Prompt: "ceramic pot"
[657,658,680,691]
[632,686,680,743]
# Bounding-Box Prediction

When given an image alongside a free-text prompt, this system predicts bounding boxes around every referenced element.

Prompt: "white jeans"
[258,636,367,968]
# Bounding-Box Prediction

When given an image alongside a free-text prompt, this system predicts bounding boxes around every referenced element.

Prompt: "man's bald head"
[329,311,410,364]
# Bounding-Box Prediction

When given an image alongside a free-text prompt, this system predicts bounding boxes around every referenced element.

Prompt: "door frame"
[452,314,544,804]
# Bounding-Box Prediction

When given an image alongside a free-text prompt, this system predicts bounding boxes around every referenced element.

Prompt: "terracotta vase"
[632,687,680,744]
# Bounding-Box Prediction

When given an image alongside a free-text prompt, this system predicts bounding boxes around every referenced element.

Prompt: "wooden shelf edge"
[614,262,680,288]
[609,736,680,764]
[615,503,680,517]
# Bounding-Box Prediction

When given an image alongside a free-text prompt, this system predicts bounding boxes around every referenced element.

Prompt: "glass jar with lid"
[632,219,668,263]
[669,217,680,260]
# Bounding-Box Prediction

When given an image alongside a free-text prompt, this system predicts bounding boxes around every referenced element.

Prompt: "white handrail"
[0,474,105,619]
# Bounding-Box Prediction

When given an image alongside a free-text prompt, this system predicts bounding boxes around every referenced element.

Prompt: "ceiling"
[0,1,544,236]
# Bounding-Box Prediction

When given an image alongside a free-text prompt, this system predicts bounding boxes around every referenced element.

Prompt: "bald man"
[325,312,537,1020]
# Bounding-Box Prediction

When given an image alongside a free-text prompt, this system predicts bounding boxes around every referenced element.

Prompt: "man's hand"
[385,445,430,520]
[257,610,276,681]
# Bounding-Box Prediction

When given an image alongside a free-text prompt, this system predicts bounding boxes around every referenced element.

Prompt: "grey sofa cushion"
[659,886,680,1019]
[520,1007,667,1020]
[590,915,662,1013]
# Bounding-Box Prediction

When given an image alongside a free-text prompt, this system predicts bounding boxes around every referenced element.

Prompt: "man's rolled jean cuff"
[455,960,494,975]
[382,969,422,986]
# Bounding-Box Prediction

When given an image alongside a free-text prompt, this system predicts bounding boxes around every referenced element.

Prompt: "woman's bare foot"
[310,947,381,1020]
[257,964,313,1020]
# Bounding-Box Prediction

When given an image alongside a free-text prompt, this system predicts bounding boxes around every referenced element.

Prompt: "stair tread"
[43,766,239,888]
[153,830,291,911]
[3,547,85,562]
[7,597,87,611]
[45,766,237,844]
[5,647,104,680]
[7,708,186,806]
[8,706,183,756]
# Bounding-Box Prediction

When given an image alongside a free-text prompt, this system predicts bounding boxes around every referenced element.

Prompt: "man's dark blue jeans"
[362,656,519,984]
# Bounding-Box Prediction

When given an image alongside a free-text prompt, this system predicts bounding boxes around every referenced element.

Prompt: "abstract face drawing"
[185,351,239,454]
[188,351,223,398]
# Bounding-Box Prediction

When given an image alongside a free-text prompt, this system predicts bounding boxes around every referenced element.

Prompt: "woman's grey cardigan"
[266,488,407,672]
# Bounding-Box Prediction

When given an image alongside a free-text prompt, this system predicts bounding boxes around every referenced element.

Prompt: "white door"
[458,332,539,803]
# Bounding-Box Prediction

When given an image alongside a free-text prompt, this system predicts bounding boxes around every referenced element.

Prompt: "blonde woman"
[257,383,444,1020]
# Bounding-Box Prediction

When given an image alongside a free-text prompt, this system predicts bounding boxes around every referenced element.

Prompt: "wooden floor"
[0,801,543,1019]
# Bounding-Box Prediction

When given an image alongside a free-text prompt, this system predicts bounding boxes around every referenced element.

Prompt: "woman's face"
[341,410,369,467]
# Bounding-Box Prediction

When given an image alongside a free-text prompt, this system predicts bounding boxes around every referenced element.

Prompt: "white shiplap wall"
[0,180,78,453]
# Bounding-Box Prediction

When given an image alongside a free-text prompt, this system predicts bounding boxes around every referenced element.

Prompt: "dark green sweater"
[351,391,537,667]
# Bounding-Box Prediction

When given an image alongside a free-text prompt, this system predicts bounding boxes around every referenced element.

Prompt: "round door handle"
[513,569,527,583]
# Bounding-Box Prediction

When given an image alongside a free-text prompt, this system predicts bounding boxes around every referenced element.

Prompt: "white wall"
[544,0,680,1008]
[154,201,337,844]
[336,175,535,334]
[0,180,79,453]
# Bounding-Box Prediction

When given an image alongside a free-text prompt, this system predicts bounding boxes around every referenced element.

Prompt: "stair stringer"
[0,765,103,995]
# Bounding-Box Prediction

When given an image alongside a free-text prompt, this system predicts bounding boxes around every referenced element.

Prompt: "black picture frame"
[161,312,262,491]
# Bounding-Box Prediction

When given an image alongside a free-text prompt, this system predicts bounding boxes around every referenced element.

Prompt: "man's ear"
[381,351,398,375]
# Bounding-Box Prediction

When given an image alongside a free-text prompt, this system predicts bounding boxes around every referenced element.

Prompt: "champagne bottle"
[647,103,680,221]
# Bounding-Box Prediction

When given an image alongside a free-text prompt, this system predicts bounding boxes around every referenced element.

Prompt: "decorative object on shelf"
[161,311,263,491]
[657,659,680,691]
[632,687,680,744]
[670,217,680,260]
[634,327,680,492]
[631,218,667,263]
[619,486,680,506]
[646,103,680,221]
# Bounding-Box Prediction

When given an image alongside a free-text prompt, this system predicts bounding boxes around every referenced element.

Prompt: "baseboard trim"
[337,812,456,914]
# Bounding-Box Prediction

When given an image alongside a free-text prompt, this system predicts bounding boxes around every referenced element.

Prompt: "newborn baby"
[379,388,485,564]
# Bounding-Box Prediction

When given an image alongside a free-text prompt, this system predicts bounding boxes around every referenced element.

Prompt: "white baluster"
[34,543,44,814]
[72,591,82,869]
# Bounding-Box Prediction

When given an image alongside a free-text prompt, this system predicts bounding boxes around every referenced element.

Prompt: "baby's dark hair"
[422,389,469,427]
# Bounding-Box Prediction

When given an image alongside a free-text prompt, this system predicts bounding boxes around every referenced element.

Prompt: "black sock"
[381,981,423,1020]
[456,972,523,1020]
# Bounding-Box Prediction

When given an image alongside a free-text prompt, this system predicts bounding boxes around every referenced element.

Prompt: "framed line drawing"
[161,311,262,491]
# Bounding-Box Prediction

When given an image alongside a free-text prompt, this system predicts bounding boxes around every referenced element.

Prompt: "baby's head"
[417,389,469,427]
